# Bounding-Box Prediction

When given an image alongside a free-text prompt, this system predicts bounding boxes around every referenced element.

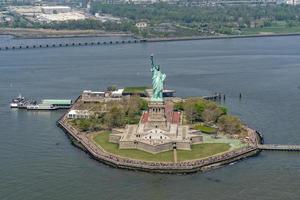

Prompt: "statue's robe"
[151,65,166,101]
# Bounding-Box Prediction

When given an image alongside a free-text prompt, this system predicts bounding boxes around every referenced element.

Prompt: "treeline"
[41,20,138,32]
[92,3,300,24]
[90,3,300,36]
[3,3,300,37]
[0,18,139,33]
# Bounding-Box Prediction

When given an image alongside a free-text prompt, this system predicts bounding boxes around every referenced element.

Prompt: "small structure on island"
[67,109,91,119]
[135,21,148,29]
[109,55,202,153]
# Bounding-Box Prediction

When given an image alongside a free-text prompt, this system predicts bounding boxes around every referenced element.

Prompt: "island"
[57,55,262,173]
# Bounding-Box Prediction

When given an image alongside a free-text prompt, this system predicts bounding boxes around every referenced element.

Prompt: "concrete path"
[173,149,178,163]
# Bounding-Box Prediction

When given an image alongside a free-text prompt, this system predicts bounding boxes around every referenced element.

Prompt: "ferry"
[10,94,25,108]
[10,96,72,110]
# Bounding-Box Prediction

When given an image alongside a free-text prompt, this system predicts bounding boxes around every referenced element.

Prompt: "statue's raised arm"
[150,54,154,67]
[150,55,160,72]
[150,54,157,71]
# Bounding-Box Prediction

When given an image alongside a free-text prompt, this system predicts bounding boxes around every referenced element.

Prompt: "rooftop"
[42,99,72,105]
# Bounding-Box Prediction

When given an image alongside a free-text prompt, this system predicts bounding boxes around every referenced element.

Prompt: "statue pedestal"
[145,101,168,130]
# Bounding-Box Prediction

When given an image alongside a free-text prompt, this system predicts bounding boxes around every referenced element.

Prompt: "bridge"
[258,144,300,151]
[0,39,145,51]
[3,33,300,52]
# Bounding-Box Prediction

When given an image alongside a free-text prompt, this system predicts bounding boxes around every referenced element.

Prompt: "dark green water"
[1,35,300,200]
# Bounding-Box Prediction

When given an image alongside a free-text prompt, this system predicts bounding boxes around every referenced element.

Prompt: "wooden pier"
[258,144,300,151]
[202,93,222,101]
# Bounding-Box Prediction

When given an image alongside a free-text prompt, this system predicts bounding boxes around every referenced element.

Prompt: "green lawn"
[123,86,149,94]
[93,132,231,162]
[177,143,230,162]
[241,26,300,35]
[193,124,216,134]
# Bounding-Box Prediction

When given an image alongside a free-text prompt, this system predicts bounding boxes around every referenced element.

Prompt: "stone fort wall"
[110,133,203,153]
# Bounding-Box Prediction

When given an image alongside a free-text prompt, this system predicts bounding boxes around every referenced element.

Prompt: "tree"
[174,101,183,111]
[218,115,242,135]
[107,85,117,91]
[105,106,125,128]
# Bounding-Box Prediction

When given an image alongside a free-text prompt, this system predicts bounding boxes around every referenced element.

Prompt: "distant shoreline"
[145,32,300,42]
[2,28,300,41]
[0,28,134,39]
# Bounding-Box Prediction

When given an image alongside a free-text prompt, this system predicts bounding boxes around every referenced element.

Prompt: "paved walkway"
[173,149,178,163]
[202,134,247,149]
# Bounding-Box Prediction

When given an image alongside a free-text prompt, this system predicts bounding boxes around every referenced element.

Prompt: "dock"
[258,144,300,151]
[203,93,222,101]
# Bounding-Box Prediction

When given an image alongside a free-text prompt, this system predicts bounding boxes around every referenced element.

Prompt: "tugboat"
[10,94,25,108]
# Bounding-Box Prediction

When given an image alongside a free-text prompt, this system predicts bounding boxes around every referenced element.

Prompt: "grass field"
[177,143,230,162]
[241,26,300,35]
[123,86,149,94]
[193,124,216,134]
[93,132,230,162]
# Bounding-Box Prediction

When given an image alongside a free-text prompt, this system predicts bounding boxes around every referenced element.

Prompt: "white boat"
[10,103,18,108]
[10,94,25,108]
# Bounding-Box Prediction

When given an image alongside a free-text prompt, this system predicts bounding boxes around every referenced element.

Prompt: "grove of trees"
[71,96,148,132]
[175,97,244,135]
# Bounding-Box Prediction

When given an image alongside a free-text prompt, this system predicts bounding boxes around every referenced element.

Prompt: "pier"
[258,144,300,151]
[203,93,223,101]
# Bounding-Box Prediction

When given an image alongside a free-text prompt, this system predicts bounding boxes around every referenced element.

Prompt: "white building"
[135,22,148,29]
[286,0,300,4]
[111,89,124,98]
[67,110,90,119]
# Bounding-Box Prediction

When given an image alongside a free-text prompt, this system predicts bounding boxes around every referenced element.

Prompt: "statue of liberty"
[150,54,166,102]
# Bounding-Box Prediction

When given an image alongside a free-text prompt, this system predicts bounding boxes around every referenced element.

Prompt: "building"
[41,99,72,108]
[41,6,71,14]
[286,0,300,4]
[145,89,176,98]
[111,89,124,98]
[135,22,148,29]
[110,100,203,153]
[67,109,90,119]
[81,90,106,102]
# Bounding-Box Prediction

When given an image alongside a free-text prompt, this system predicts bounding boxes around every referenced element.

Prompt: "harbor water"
[1,35,300,200]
